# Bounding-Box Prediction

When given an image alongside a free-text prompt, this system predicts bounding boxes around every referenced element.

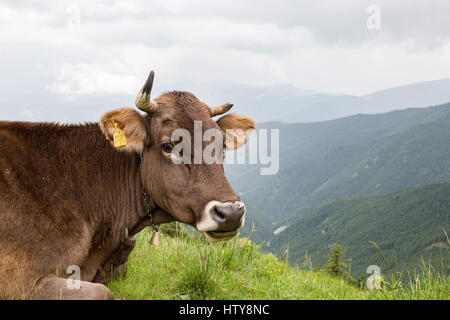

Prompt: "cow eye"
[161,143,173,153]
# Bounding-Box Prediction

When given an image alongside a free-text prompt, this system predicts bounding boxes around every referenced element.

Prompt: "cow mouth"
[204,230,237,242]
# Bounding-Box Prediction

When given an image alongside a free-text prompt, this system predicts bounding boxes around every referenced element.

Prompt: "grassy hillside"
[226,102,450,241]
[106,225,450,300]
[269,182,450,277]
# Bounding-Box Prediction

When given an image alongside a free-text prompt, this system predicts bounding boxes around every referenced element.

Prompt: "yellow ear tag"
[113,122,127,147]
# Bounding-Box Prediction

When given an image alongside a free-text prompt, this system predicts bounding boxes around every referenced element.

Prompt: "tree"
[324,244,355,284]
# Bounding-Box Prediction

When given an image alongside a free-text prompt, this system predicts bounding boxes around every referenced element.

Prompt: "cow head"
[99,71,255,241]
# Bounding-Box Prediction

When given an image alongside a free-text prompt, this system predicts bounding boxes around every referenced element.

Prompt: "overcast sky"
[1,0,450,102]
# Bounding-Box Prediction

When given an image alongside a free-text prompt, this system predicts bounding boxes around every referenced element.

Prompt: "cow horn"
[209,102,233,117]
[135,70,158,114]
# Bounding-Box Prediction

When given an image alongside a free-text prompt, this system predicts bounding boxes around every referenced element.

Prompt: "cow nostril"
[213,207,225,221]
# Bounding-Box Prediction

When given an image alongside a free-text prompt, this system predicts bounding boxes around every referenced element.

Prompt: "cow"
[0,71,255,299]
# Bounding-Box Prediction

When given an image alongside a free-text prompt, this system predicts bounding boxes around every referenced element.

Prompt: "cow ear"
[99,108,147,153]
[216,113,256,150]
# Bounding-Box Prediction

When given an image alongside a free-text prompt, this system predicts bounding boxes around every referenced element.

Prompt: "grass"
[374,260,450,299]
[107,223,450,300]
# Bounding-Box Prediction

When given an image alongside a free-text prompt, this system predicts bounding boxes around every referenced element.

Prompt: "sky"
[1,0,450,107]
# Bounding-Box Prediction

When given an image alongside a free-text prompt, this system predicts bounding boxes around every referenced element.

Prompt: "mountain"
[176,77,450,123]
[2,77,450,124]
[268,182,450,277]
[362,78,450,113]
[166,80,328,123]
[226,102,450,241]
[0,89,133,124]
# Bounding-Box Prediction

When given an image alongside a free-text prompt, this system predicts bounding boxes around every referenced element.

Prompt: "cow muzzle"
[197,200,246,242]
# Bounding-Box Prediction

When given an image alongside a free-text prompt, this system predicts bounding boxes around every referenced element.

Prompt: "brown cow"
[0,71,255,299]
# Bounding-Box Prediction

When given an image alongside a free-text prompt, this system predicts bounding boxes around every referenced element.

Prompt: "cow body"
[0,121,153,298]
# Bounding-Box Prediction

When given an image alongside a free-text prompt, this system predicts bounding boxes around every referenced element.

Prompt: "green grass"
[107,224,450,300]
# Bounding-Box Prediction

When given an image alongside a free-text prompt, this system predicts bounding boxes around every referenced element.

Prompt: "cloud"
[46,63,142,95]
[0,0,450,99]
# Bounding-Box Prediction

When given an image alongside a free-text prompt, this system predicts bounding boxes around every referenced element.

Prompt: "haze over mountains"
[152,77,450,124]
[225,101,450,275]
[2,77,450,124]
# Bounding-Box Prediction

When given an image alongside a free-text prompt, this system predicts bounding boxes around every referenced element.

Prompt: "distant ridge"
[2,77,450,124]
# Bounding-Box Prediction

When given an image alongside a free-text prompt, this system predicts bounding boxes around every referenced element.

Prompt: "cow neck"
[139,150,159,233]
